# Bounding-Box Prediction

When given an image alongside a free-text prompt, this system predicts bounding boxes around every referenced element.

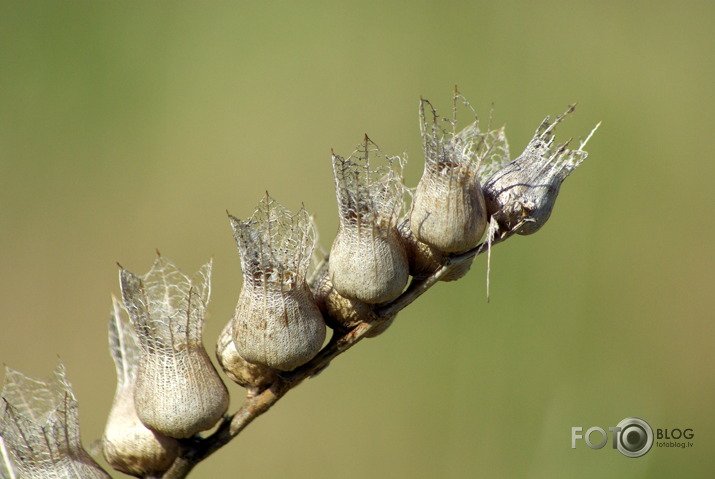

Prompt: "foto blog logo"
[571,417,695,458]
[572,417,654,458]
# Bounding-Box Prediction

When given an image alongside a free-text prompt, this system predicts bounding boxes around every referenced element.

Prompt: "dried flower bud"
[398,218,473,282]
[102,296,179,477]
[216,320,278,395]
[329,137,409,303]
[0,364,110,478]
[119,256,229,439]
[230,194,326,371]
[482,105,599,236]
[410,93,507,253]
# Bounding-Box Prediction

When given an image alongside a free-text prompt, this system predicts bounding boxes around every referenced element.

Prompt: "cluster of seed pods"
[0,92,596,477]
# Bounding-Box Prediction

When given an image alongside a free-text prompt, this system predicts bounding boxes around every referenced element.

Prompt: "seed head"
[410,91,508,252]
[483,105,599,237]
[1,364,110,478]
[329,136,409,303]
[102,296,180,476]
[119,255,229,439]
[230,194,326,371]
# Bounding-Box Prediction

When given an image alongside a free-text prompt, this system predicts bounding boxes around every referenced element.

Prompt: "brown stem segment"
[161,238,499,479]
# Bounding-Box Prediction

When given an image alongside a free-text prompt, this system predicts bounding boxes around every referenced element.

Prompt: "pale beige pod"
[120,256,229,439]
[0,364,111,479]
[329,137,409,304]
[102,296,180,477]
[216,320,278,396]
[230,194,326,371]
[410,93,509,253]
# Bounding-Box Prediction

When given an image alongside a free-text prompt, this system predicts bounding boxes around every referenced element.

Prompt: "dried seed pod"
[329,137,409,303]
[216,320,278,395]
[483,105,600,236]
[120,256,229,439]
[398,217,473,282]
[102,296,180,477]
[230,194,326,371]
[0,363,111,478]
[410,93,508,253]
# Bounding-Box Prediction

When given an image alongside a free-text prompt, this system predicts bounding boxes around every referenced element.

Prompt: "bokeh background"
[1,1,713,478]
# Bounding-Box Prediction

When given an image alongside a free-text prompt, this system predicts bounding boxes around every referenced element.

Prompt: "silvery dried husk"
[230,194,326,371]
[120,256,229,439]
[483,105,599,237]
[329,137,409,303]
[397,217,473,282]
[410,93,508,253]
[0,364,110,479]
[216,320,278,395]
[102,296,180,477]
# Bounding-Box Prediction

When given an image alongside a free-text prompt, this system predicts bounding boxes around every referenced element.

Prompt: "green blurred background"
[1,1,713,478]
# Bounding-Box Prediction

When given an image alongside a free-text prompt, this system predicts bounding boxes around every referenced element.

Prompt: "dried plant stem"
[162,237,501,479]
